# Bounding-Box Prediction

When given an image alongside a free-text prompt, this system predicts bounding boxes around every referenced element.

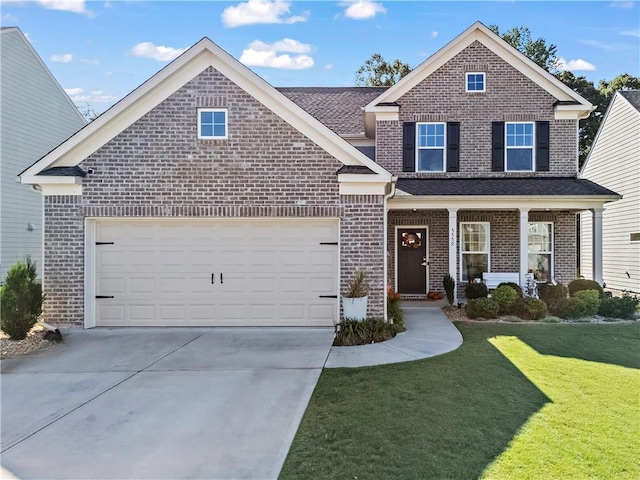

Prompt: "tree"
[488,25,559,73]
[77,102,100,122]
[1,257,44,340]
[355,53,411,87]
[557,72,640,165]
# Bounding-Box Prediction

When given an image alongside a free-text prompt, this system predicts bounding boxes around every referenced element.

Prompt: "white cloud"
[324,63,334,70]
[80,58,100,65]
[64,87,83,96]
[129,42,187,62]
[2,12,19,22]
[609,1,634,8]
[341,1,386,20]
[431,31,438,39]
[621,29,640,37]
[65,87,117,103]
[558,57,597,72]
[222,0,308,28]
[50,53,73,63]
[36,0,87,14]
[240,38,314,69]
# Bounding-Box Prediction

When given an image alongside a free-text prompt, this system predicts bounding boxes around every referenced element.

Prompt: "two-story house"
[1,27,86,279]
[20,22,618,329]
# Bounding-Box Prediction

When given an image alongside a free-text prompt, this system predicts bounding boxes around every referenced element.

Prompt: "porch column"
[590,208,604,284]
[519,208,530,288]
[448,208,458,304]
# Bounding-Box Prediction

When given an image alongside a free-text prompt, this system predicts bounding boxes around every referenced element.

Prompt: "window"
[505,122,534,171]
[198,108,227,139]
[416,122,446,172]
[460,222,490,282]
[466,72,485,92]
[528,222,553,282]
[631,233,640,243]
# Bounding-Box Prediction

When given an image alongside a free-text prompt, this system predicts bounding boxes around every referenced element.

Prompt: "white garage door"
[93,219,339,327]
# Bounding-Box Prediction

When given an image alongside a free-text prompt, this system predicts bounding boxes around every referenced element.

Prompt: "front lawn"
[280,323,640,480]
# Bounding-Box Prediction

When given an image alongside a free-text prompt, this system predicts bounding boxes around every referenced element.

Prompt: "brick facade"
[376,41,578,177]
[388,210,577,300]
[42,67,385,326]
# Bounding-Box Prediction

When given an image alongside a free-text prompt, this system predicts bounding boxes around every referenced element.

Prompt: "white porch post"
[519,208,530,288]
[448,208,458,304]
[591,208,604,285]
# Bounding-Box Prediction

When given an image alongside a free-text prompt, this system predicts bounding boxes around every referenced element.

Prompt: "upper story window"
[198,108,227,139]
[416,122,446,172]
[505,122,534,171]
[466,72,485,92]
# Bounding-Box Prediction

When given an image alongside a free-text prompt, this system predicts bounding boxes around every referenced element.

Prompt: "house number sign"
[450,227,455,248]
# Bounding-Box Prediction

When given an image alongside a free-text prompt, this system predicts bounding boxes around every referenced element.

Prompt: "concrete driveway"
[1,327,334,480]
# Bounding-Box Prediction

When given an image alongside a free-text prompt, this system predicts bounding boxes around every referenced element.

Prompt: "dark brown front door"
[397,228,427,294]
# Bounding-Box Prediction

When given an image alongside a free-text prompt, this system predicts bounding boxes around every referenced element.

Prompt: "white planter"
[342,296,368,321]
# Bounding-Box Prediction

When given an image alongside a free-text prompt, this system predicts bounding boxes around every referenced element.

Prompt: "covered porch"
[385,178,620,304]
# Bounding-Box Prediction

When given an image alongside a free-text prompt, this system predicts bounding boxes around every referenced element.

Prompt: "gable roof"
[1,27,85,126]
[579,90,640,176]
[278,87,387,137]
[364,21,593,117]
[618,90,640,112]
[21,38,391,182]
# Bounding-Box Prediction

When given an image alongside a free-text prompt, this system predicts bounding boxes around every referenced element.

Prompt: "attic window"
[198,108,227,139]
[466,72,485,92]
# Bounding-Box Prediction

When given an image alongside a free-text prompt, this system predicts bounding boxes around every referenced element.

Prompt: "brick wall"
[388,209,577,299]
[43,66,386,326]
[341,195,385,318]
[376,41,578,177]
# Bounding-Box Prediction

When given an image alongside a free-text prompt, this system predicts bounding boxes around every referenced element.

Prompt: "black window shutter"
[491,122,505,172]
[446,122,460,172]
[402,122,416,172]
[536,121,550,171]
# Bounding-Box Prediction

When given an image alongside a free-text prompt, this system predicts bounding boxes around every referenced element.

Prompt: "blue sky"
[2,1,639,113]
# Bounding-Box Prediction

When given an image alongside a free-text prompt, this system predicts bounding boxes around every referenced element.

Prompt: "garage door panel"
[95,219,338,326]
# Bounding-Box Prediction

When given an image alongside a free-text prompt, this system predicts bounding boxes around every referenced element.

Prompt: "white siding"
[0,28,86,279]
[580,93,640,293]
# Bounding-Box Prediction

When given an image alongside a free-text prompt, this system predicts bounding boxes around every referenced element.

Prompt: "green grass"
[280,323,640,480]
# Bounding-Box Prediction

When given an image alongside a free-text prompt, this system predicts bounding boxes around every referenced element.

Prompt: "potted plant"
[342,269,369,321]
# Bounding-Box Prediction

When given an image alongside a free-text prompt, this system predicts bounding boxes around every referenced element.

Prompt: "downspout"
[383,177,397,322]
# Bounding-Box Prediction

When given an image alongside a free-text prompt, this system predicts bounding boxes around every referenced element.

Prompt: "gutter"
[382,177,397,322]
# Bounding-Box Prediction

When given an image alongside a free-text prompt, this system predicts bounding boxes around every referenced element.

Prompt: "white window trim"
[197,108,228,140]
[460,222,490,283]
[415,122,446,173]
[528,222,554,281]
[465,72,486,92]
[629,232,640,243]
[505,121,535,172]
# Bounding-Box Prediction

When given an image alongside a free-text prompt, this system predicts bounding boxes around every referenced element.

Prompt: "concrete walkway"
[325,301,463,368]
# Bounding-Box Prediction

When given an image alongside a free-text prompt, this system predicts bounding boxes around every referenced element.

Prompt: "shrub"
[568,279,604,298]
[443,274,455,306]
[598,294,639,320]
[387,296,405,330]
[465,298,499,319]
[538,282,568,315]
[573,290,600,316]
[560,297,591,319]
[514,297,548,321]
[1,257,44,340]
[465,282,488,300]
[492,285,519,315]
[334,318,402,346]
[496,282,523,297]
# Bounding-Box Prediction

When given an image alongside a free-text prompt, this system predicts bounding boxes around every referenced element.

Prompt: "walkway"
[325,301,463,368]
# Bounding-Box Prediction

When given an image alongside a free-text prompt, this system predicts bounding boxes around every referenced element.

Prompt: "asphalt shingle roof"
[39,166,87,177]
[277,87,388,136]
[619,90,640,112]
[395,177,620,197]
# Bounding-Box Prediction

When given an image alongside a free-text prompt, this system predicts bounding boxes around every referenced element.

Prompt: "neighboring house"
[580,91,640,293]
[0,27,86,280]
[20,22,619,328]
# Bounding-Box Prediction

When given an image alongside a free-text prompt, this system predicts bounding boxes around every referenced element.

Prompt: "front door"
[397,228,427,295]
